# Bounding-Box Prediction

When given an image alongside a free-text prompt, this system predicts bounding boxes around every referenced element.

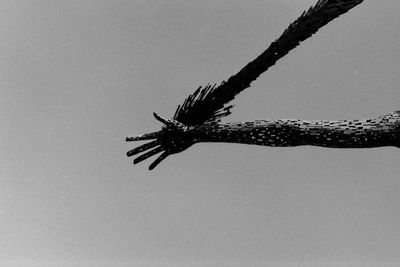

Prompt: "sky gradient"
[1,0,400,266]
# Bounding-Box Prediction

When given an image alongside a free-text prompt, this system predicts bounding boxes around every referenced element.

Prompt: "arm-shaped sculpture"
[173,0,364,125]
[127,111,400,170]
[126,0,369,170]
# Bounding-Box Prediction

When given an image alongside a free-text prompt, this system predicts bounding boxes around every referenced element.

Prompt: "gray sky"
[1,0,400,266]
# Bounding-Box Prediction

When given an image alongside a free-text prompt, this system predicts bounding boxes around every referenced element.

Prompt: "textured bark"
[191,111,400,148]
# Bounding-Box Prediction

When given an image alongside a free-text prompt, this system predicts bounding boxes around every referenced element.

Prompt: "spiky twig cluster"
[173,83,233,125]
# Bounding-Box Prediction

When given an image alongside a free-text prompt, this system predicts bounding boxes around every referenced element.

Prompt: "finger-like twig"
[149,152,170,170]
[153,112,174,127]
[126,131,160,142]
[127,140,159,157]
[133,146,163,164]
[153,112,187,130]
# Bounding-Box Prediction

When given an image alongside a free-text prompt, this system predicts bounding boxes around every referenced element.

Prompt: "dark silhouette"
[127,0,400,170]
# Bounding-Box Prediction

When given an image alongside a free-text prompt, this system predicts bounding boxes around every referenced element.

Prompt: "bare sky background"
[1,0,400,266]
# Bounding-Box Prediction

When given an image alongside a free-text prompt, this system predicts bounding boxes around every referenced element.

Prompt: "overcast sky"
[1,0,400,266]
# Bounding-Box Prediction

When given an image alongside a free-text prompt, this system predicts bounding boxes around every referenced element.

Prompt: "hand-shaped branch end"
[126,113,195,170]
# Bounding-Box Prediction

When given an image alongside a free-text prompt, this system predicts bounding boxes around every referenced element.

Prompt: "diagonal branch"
[173,0,364,126]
